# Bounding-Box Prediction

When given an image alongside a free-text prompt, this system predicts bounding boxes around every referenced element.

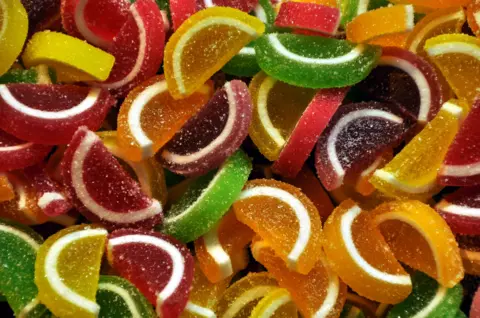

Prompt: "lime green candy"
[338,0,389,26]
[254,0,276,32]
[255,33,381,89]
[96,276,156,318]
[0,218,50,317]
[222,42,260,77]
[159,150,252,243]
[387,271,463,318]
[0,65,56,84]
[456,310,466,318]
[340,303,365,318]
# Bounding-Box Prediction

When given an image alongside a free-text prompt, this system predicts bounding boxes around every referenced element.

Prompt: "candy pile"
[3,0,480,317]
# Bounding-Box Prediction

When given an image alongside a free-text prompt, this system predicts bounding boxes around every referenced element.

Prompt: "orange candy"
[389,0,471,9]
[0,174,15,202]
[468,0,480,37]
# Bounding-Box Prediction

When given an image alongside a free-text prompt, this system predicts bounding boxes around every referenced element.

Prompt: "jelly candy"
[0,174,14,202]
[98,0,166,97]
[370,101,465,200]
[367,32,411,48]
[250,288,298,318]
[107,228,194,318]
[337,0,389,26]
[387,271,463,318]
[0,65,56,84]
[254,0,276,32]
[352,151,392,196]
[272,87,348,178]
[389,0,471,9]
[96,275,156,318]
[315,102,413,191]
[468,1,480,37]
[62,127,163,230]
[159,80,253,177]
[329,183,392,210]
[160,150,251,243]
[22,31,115,83]
[164,6,265,98]
[35,224,107,317]
[222,42,261,77]
[0,130,51,171]
[197,0,259,12]
[323,199,412,304]
[194,210,254,283]
[233,179,323,274]
[473,287,480,318]
[0,84,115,145]
[255,33,381,89]
[252,238,347,317]
[170,0,197,30]
[117,75,212,162]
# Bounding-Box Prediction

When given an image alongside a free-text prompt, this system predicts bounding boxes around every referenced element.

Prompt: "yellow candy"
[250,288,298,318]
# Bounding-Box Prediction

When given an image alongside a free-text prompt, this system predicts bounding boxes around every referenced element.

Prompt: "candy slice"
[35,224,107,317]
[0,84,115,145]
[352,151,392,196]
[468,1,480,37]
[367,32,410,48]
[22,31,115,82]
[254,0,276,32]
[472,287,480,318]
[0,174,14,202]
[340,303,365,318]
[370,101,465,200]
[98,0,166,97]
[315,102,413,191]
[0,65,56,84]
[255,33,381,89]
[250,288,298,318]
[323,199,412,304]
[194,210,254,283]
[107,229,194,318]
[170,0,197,30]
[222,42,260,77]
[62,127,163,230]
[96,275,156,318]
[387,271,463,318]
[164,6,265,98]
[197,0,259,12]
[389,0,470,9]
[159,80,253,176]
[160,150,251,243]
[372,200,464,287]
[272,87,348,178]
[117,75,212,162]
[233,179,323,274]
[252,238,347,318]
[337,0,389,26]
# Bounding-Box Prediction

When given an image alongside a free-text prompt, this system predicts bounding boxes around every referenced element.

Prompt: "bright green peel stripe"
[222,41,260,77]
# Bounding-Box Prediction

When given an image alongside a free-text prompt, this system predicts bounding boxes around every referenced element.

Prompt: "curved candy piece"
[367,32,410,48]
[0,174,14,202]
[254,0,276,32]
[96,275,156,318]
[389,0,470,9]
[0,130,51,171]
[352,151,392,196]
[233,179,323,274]
[197,0,259,12]
[222,42,260,77]
[194,210,254,283]
[370,101,465,200]
[170,0,197,30]
[22,31,115,83]
[340,303,365,318]
[323,199,412,304]
[160,80,253,176]
[117,75,212,162]
[164,6,265,99]
[315,102,413,191]
[106,229,194,318]
[62,127,163,230]
[468,1,480,37]
[0,65,56,84]
[0,84,115,145]
[472,286,480,318]
[272,87,348,178]
[160,150,251,243]
[255,33,381,89]
[35,224,107,317]
[337,0,389,26]
[250,288,298,318]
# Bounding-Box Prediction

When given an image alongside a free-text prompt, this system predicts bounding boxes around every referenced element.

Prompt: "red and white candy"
[0,130,51,171]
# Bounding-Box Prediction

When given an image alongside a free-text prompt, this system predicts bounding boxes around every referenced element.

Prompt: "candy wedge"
[0,130,51,171]
[389,0,470,9]
[250,288,298,318]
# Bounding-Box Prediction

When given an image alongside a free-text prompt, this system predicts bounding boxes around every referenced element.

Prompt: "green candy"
[456,310,467,318]
[253,0,276,33]
[255,33,381,89]
[338,0,389,26]
[340,303,365,318]
[222,42,260,77]
[159,150,252,243]
[0,66,56,84]
[96,276,156,318]
[387,271,463,318]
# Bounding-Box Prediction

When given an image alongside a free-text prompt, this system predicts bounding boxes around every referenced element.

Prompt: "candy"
[62,127,163,230]
[160,150,251,243]
[96,275,156,318]
[22,31,115,82]
[255,33,381,89]
[117,75,212,162]
[254,0,276,32]
[472,286,480,318]
[353,151,392,196]
[468,1,480,37]
[106,229,194,318]
[222,42,261,77]
[159,80,253,176]
[389,0,471,9]
[35,224,107,317]
[0,65,56,84]
[337,0,389,26]
[164,6,265,99]
[367,32,411,48]
[250,288,298,318]
[340,303,365,318]
[0,175,14,202]
[170,0,197,30]
[233,179,323,274]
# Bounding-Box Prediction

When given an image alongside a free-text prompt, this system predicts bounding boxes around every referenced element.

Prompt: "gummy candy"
[107,228,194,318]
[222,42,261,77]
[170,0,197,30]
[250,288,298,318]
[0,65,56,84]
[367,32,411,48]
[197,0,259,12]
[472,287,480,318]
[353,151,392,196]
[254,0,276,32]
[389,0,471,9]
[468,1,480,37]
[0,174,14,202]
[337,0,389,26]
[21,0,60,35]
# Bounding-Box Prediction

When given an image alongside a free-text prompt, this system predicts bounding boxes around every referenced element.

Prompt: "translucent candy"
[250,288,298,318]
[0,65,56,84]
[0,174,14,202]
[170,0,197,30]
[337,0,389,26]
[222,42,261,77]
[389,0,471,9]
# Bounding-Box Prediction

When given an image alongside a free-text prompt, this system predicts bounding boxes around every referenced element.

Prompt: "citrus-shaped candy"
[160,80,253,177]
[370,101,465,201]
[252,238,347,318]
[0,0,28,76]
[0,65,56,84]
[315,102,413,191]
[222,42,260,77]
[337,0,389,26]
[160,150,251,243]
[323,199,412,304]
[96,275,156,318]
[197,0,259,12]
[254,0,276,32]
[250,288,298,318]
[389,0,471,9]
[0,174,14,202]
[0,130,51,171]
[387,271,463,318]
[367,32,410,48]
[352,151,392,196]
[233,179,323,274]
[35,224,108,318]
[62,127,163,230]
[170,0,197,30]
[107,229,194,318]
[194,210,254,283]
[117,75,212,162]
[0,84,115,145]
[460,244,480,276]
[164,6,264,98]
[255,33,381,89]
[22,31,115,83]
[468,0,480,37]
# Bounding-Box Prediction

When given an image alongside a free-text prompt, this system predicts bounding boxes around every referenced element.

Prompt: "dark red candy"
[0,130,51,171]
[170,0,197,30]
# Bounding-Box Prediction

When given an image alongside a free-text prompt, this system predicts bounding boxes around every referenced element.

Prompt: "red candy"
[170,0,197,30]
[107,228,194,318]
[196,0,258,12]
[0,130,51,171]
